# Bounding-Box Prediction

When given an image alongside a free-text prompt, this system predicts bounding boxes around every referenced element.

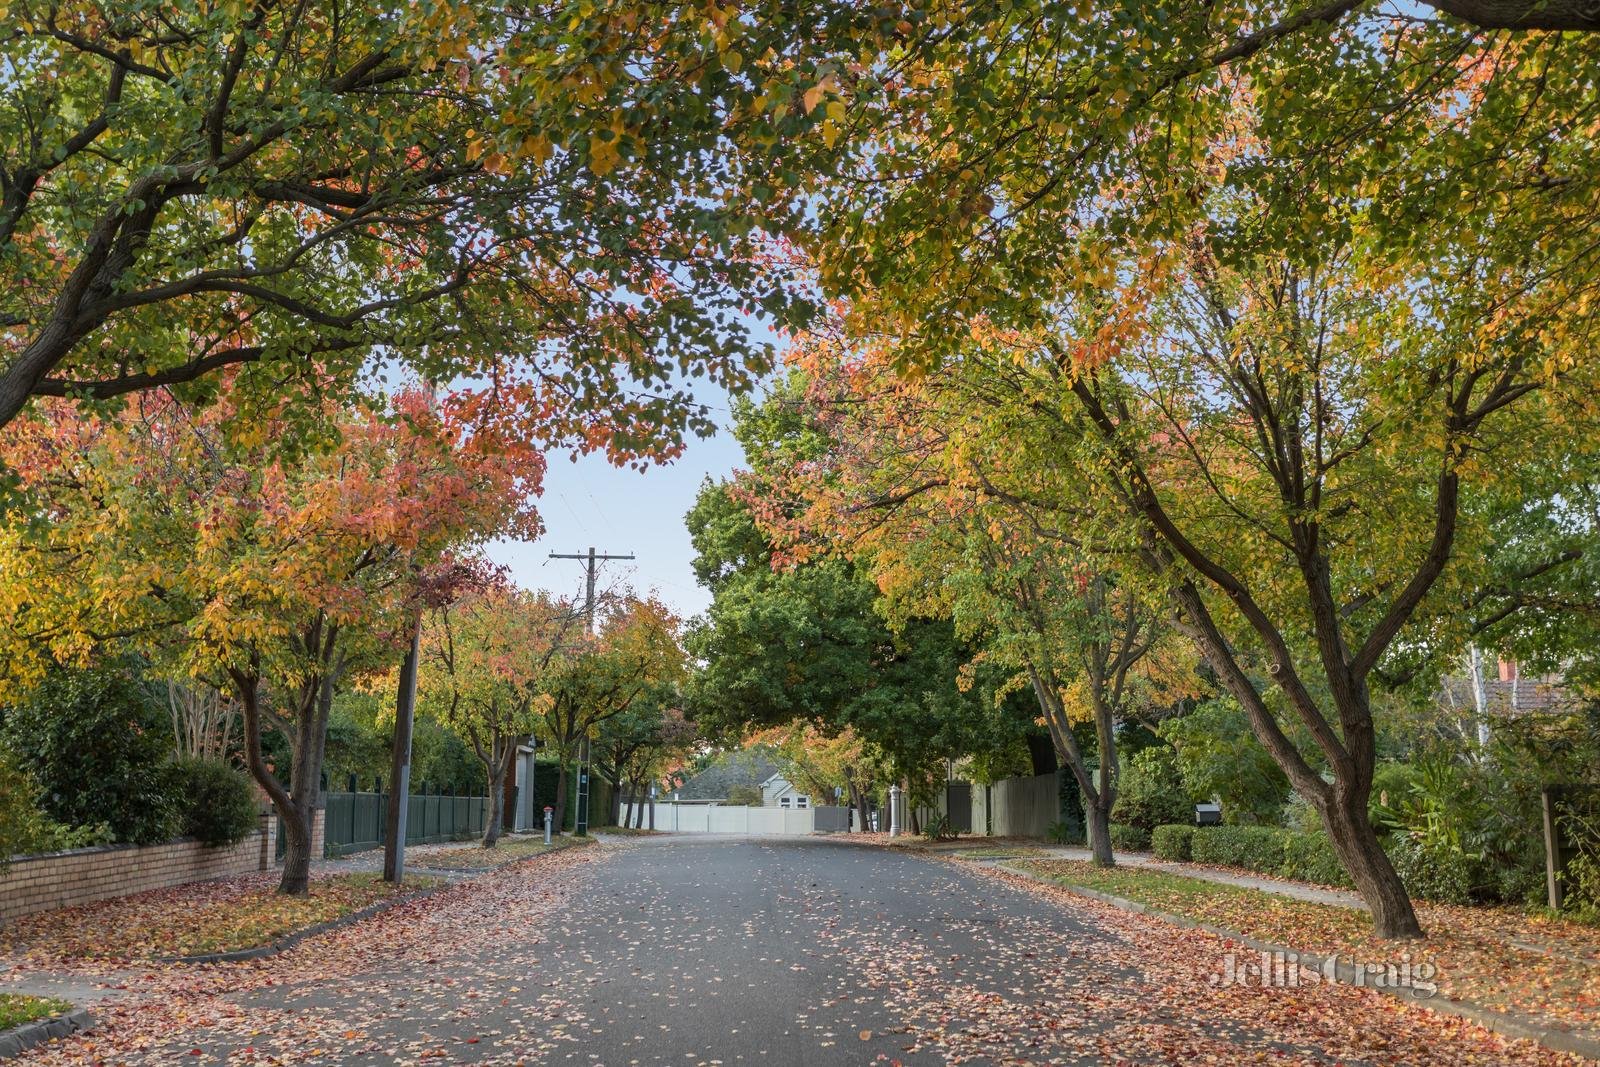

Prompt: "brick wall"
[0,814,276,925]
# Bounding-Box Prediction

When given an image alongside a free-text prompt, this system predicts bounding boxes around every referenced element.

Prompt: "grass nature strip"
[0,993,71,1031]
[1011,859,1600,1042]
[409,834,594,871]
[0,871,436,962]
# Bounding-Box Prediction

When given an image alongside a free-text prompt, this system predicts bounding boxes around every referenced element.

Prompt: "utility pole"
[548,546,635,634]
[383,608,422,882]
[548,547,634,837]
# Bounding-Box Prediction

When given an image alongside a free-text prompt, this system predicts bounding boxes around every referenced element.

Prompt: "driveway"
[13,836,1570,1065]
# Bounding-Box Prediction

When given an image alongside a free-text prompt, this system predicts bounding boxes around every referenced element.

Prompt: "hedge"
[1109,823,1150,851]
[1180,825,1355,888]
[1151,824,1194,862]
[1190,825,1284,870]
[1279,829,1352,888]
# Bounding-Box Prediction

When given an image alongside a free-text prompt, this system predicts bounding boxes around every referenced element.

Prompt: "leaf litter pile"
[0,872,433,962]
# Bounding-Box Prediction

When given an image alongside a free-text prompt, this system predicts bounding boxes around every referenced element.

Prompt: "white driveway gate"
[651,803,816,835]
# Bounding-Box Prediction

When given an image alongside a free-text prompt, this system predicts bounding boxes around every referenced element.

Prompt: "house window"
[795,796,809,809]
[779,796,792,808]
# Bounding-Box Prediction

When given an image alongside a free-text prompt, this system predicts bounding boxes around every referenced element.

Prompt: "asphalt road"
[28,835,1555,1066]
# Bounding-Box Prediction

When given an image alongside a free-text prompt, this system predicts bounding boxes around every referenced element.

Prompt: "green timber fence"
[277,777,494,859]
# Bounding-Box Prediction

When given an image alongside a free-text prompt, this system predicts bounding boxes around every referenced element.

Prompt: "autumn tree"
[0,385,541,892]
[0,0,840,450]
[788,233,1596,936]
[770,0,1600,937]
[595,702,697,829]
[537,593,684,831]
[748,344,1200,863]
[420,582,584,848]
[754,723,877,833]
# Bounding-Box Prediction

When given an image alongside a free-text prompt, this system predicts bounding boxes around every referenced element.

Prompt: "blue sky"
[483,384,746,623]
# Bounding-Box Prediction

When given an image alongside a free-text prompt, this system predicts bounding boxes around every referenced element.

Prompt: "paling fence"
[983,771,1064,838]
[279,782,492,859]
[909,782,975,834]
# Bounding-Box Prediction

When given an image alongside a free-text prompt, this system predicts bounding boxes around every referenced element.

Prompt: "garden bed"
[1011,859,1600,1044]
[0,870,436,962]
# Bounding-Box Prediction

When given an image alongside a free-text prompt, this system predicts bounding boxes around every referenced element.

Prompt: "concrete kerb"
[0,1007,93,1061]
[991,860,1600,1063]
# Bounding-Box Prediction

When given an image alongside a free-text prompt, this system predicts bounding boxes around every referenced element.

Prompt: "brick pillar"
[258,812,276,870]
[310,807,326,860]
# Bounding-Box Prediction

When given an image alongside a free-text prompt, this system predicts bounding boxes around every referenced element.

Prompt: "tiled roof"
[674,748,784,801]
[1436,667,1581,718]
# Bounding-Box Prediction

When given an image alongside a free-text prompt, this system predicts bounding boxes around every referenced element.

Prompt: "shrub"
[1110,747,1192,832]
[0,662,182,845]
[1280,793,1323,835]
[1046,820,1083,846]
[1386,833,1474,905]
[1151,824,1194,862]
[1368,761,1419,835]
[1109,823,1150,851]
[1159,698,1289,824]
[1278,830,1352,887]
[0,748,111,862]
[172,758,260,846]
[1191,825,1285,871]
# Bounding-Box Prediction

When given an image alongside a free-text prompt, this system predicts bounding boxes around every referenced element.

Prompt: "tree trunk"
[280,671,336,894]
[1030,662,1115,866]
[278,798,314,895]
[1324,792,1423,939]
[1085,801,1114,867]
[229,648,337,897]
[483,753,505,849]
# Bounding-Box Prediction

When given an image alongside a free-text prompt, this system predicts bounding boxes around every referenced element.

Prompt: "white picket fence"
[649,802,818,835]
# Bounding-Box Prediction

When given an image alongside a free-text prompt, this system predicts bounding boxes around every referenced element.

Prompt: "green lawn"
[0,993,71,1031]
[955,846,1047,860]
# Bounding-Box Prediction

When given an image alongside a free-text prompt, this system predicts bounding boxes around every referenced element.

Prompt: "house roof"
[675,749,784,801]
[1436,667,1582,719]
